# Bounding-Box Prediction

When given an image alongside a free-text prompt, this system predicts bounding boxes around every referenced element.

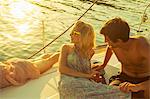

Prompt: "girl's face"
[70,31,81,43]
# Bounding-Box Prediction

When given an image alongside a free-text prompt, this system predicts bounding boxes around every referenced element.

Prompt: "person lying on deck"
[0,53,59,89]
[58,20,130,99]
[93,17,150,99]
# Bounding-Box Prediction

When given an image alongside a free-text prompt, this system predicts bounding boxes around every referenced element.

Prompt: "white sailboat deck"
[0,52,121,99]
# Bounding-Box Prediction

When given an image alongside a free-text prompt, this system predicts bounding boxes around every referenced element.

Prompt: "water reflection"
[0,0,149,60]
[0,0,43,36]
[9,1,29,19]
[14,23,29,35]
[0,32,28,43]
[0,0,44,60]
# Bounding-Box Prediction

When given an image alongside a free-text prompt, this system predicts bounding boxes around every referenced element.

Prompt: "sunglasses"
[70,31,80,36]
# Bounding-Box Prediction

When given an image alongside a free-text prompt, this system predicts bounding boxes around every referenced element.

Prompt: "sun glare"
[34,0,41,2]
[15,24,29,35]
[9,1,34,19]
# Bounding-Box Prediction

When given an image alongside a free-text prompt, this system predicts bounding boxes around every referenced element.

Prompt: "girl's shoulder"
[61,44,75,55]
[61,44,74,51]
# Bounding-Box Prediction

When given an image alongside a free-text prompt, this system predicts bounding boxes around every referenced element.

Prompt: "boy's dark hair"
[100,18,130,42]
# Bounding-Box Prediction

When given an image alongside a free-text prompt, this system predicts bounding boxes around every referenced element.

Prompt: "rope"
[42,20,46,53]
[137,3,150,32]
[28,0,98,59]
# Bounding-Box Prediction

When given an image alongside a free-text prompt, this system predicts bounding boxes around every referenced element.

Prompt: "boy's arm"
[137,80,150,91]
[93,46,113,70]
[101,46,113,67]
[119,80,150,93]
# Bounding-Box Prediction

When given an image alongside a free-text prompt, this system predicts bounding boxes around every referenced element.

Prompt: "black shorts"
[109,72,150,99]
[109,72,150,84]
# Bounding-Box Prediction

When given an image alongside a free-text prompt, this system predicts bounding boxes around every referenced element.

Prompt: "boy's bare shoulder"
[136,36,150,56]
[137,36,149,47]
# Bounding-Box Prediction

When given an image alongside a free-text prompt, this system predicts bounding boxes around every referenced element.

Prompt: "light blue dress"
[58,50,131,99]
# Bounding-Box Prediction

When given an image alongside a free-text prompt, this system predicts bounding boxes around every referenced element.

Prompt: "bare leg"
[32,53,53,61]
[33,53,59,74]
[39,53,53,59]
[144,86,150,99]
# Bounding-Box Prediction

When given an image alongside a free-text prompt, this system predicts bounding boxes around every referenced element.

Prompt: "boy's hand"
[119,82,141,93]
[92,64,104,71]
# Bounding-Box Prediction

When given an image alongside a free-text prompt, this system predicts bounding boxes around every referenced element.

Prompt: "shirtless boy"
[94,18,150,99]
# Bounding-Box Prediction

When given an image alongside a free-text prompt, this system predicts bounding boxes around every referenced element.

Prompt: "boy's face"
[105,36,119,48]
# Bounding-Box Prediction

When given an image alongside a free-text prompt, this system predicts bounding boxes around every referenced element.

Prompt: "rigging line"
[42,20,46,53]
[137,3,150,32]
[28,0,98,59]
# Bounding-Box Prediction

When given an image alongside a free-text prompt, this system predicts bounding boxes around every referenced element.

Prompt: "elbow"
[59,64,71,75]
[59,65,65,74]
[59,66,63,73]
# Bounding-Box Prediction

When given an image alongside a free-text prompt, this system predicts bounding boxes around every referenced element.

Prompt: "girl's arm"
[33,53,59,74]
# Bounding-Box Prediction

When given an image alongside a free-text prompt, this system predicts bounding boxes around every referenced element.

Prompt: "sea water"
[0,0,150,61]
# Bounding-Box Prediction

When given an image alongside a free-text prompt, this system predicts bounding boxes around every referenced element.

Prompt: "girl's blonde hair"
[72,21,95,57]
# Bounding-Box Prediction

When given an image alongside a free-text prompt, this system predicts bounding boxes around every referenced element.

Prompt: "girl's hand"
[89,70,100,79]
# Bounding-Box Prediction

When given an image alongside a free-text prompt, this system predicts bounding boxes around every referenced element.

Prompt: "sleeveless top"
[67,49,91,74]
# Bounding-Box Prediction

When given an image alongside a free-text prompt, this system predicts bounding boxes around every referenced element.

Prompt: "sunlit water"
[0,0,150,61]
